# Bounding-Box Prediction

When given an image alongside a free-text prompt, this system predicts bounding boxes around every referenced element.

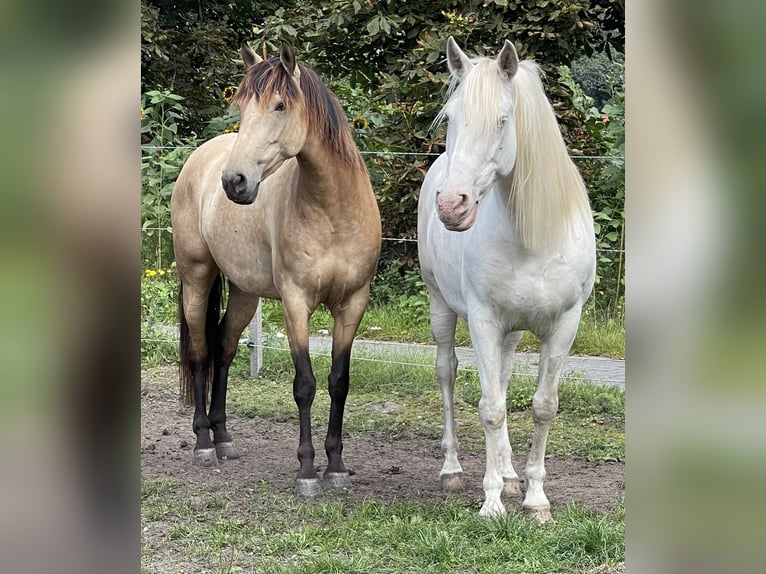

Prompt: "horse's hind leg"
[323,287,372,490]
[209,286,260,461]
[425,290,462,491]
[523,306,582,523]
[179,269,220,467]
[499,331,523,496]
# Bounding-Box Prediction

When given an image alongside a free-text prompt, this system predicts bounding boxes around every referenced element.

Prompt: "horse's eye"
[274,101,285,112]
[499,116,508,127]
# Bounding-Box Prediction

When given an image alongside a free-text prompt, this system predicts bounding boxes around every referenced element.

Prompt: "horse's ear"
[280,40,299,79]
[446,36,472,79]
[497,39,519,80]
[241,42,263,70]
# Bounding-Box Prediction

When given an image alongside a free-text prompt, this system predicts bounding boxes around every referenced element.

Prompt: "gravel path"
[307,337,625,390]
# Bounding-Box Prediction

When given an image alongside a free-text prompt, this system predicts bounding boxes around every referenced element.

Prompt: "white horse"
[418,37,596,523]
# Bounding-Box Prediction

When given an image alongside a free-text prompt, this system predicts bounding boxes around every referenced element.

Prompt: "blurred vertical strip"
[629,1,766,573]
[0,1,139,573]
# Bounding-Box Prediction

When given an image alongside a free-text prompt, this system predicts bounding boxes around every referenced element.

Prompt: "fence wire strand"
[140,337,623,386]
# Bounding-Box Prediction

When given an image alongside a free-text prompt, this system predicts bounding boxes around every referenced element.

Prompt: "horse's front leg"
[282,293,321,497]
[498,331,524,496]
[323,288,370,490]
[523,306,582,523]
[468,311,508,517]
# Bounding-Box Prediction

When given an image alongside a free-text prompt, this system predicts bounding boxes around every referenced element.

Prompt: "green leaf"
[367,17,379,36]
[380,17,391,35]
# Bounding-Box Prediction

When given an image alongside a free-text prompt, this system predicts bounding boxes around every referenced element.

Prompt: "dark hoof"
[193,448,218,467]
[440,472,464,492]
[523,505,553,524]
[323,472,352,490]
[295,478,322,498]
[215,441,240,460]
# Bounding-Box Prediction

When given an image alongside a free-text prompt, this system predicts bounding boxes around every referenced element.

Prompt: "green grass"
[142,278,624,574]
[142,478,624,574]
[303,298,624,359]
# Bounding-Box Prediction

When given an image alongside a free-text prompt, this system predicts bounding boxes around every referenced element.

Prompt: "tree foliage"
[141,0,625,311]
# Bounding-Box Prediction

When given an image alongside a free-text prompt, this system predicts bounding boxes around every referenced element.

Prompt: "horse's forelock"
[232,59,362,168]
[434,58,513,139]
[232,58,301,107]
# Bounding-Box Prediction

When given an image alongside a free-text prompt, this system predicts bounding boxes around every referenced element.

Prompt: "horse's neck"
[295,138,367,207]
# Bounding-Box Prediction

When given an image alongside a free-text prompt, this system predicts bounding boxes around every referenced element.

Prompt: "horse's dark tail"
[178,274,224,407]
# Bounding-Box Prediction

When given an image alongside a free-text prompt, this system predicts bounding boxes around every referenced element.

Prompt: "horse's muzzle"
[222,171,259,205]
[436,190,478,232]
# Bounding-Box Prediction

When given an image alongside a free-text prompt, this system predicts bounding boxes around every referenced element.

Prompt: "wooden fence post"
[248,301,262,377]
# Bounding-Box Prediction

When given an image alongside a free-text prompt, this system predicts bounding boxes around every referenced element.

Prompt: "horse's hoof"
[193,448,218,467]
[215,442,240,460]
[478,499,506,517]
[503,477,521,496]
[523,505,553,524]
[323,472,352,490]
[295,478,323,498]
[440,472,464,492]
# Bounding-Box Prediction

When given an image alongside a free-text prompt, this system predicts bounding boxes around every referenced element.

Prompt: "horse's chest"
[464,253,581,320]
[276,234,376,300]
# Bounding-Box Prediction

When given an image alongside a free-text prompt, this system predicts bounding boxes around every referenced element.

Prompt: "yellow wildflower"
[441,10,465,24]
[144,269,157,277]
[352,116,368,130]
[140,107,145,120]
[223,86,236,102]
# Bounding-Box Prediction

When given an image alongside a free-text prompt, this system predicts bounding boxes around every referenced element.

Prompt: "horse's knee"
[479,398,506,430]
[435,351,457,382]
[327,372,349,403]
[217,344,238,366]
[293,375,317,406]
[531,392,558,424]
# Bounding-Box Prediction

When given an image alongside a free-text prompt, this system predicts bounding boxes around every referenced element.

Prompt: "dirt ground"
[141,367,624,511]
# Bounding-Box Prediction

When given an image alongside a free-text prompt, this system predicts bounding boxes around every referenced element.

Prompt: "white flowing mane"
[435,58,593,251]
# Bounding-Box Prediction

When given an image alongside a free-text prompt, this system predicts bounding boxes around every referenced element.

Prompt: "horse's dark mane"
[232,58,363,168]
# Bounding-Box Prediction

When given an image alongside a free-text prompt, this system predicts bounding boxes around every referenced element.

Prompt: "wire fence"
[140,227,625,256]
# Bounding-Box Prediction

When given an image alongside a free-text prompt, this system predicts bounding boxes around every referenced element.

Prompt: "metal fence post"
[248,301,262,377]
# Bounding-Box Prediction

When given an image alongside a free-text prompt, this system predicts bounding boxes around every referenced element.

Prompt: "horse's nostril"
[222,171,248,196]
